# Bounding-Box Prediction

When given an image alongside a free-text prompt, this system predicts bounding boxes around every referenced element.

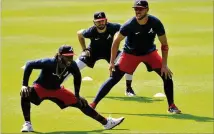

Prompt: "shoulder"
[107,22,121,28]
[84,26,96,33]
[69,61,80,71]
[107,22,121,32]
[125,17,136,25]
[121,17,136,28]
[25,58,55,67]
[41,58,55,63]
[148,15,162,23]
[27,58,53,63]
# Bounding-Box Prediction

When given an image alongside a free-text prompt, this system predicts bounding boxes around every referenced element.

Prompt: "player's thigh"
[144,50,162,70]
[75,58,87,70]
[27,87,42,106]
[52,87,78,109]
[33,84,78,109]
[116,52,141,74]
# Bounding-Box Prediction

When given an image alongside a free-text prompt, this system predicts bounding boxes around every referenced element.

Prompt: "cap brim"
[62,53,75,56]
[132,6,148,8]
[94,18,107,22]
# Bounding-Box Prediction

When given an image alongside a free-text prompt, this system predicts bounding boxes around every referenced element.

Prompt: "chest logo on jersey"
[107,34,112,39]
[148,28,154,34]
[135,32,140,35]
[95,38,100,40]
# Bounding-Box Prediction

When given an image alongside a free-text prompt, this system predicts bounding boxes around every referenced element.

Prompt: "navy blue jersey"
[82,22,121,58]
[22,58,81,95]
[120,15,165,56]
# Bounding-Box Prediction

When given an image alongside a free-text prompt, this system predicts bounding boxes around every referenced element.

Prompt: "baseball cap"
[133,0,149,8]
[58,45,75,56]
[94,12,107,22]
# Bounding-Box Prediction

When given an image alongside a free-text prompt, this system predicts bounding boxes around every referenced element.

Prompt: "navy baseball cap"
[133,0,149,8]
[58,45,75,56]
[94,12,107,22]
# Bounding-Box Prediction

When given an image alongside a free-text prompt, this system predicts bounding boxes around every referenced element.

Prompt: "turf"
[1,0,213,133]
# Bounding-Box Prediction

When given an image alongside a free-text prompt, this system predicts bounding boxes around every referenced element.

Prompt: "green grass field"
[1,0,213,133]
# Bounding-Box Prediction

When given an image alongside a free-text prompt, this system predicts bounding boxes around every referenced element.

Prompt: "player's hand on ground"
[81,49,90,57]
[77,96,88,108]
[109,63,115,76]
[20,86,30,97]
[161,65,173,79]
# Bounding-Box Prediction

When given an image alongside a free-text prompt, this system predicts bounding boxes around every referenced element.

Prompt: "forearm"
[110,40,120,64]
[73,74,81,97]
[161,44,169,66]
[78,37,86,50]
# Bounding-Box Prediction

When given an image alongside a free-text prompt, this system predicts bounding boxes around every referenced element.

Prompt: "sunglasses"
[134,7,147,11]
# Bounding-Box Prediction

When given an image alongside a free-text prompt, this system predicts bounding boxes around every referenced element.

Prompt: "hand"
[161,65,173,79]
[81,49,90,57]
[76,96,88,108]
[109,63,115,76]
[20,86,30,97]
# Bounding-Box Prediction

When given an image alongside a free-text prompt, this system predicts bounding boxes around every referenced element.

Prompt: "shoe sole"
[108,118,125,130]
[125,92,136,97]
[21,130,34,132]
[167,110,182,114]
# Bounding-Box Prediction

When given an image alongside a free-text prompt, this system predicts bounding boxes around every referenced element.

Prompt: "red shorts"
[33,84,78,106]
[117,50,162,74]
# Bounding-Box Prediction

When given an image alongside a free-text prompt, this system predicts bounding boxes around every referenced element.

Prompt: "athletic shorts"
[79,50,121,68]
[116,50,162,74]
[29,84,78,109]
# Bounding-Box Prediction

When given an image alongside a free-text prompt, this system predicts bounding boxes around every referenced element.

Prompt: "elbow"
[24,61,33,71]
[77,29,84,37]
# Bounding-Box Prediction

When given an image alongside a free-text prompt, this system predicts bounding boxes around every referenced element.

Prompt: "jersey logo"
[135,32,140,35]
[107,34,112,39]
[95,38,100,40]
[148,28,154,34]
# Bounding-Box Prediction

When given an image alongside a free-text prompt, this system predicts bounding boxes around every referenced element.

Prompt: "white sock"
[125,74,133,80]
[75,59,87,70]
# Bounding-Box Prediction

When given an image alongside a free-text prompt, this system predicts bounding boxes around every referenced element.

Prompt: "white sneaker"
[104,117,125,130]
[125,88,136,97]
[21,122,34,132]
[125,91,136,97]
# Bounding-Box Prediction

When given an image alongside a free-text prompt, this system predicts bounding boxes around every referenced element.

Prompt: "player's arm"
[154,19,169,67]
[155,18,172,79]
[158,34,169,67]
[77,29,87,50]
[69,62,88,107]
[110,32,125,64]
[22,59,48,87]
[21,59,48,97]
[69,62,82,98]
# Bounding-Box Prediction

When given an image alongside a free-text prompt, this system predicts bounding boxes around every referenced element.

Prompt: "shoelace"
[107,115,116,125]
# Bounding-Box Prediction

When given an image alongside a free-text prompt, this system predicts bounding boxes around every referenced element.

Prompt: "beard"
[97,25,106,30]
[136,14,147,20]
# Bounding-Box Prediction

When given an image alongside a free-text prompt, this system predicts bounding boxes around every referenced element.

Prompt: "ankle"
[25,121,31,124]
[169,103,175,108]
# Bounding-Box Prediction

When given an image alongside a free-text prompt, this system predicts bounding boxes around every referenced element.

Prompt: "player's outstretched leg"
[154,69,181,114]
[90,66,125,109]
[124,74,136,97]
[74,100,125,129]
